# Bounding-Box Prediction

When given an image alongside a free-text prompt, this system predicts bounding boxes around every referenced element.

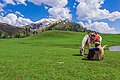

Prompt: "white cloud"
[28,0,72,20]
[73,5,76,8]
[8,9,12,12]
[3,0,27,6]
[4,0,16,5]
[0,3,5,11]
[78,21,119,34]
[76,0,120,21]
[16,17,33,26]
[0,13,33,26]
[15,0,27,6]
[107,11,120,21]
[73,2,77,8]
[48,7,72,20]
[74,2,77,6]
[15,11,24,17]
[0,13,4,16]
[28,0,68,7]
[2,0,71,20]
[44,6,49,10]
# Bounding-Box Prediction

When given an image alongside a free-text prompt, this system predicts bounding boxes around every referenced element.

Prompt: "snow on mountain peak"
[35,18,58,23]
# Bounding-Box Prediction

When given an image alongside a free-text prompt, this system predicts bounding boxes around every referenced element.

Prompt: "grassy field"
[0,30,120,80]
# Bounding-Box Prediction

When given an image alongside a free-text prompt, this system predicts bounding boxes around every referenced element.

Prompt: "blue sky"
[0,0,120,33]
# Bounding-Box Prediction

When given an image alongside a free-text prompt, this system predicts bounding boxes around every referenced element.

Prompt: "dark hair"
[91,35,95,37]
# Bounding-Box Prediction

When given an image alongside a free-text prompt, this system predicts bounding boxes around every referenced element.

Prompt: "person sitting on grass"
[84,42,107,60]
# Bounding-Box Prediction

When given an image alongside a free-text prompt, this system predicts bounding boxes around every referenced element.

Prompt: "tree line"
[0,23,31,38]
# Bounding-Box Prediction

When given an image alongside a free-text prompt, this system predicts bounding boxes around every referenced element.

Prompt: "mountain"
[35,18,57,24]
[25,18,57,29]
[0,22,30,38]
[48,20,90,32]
[0,18,92,38]
[24,18,91,34]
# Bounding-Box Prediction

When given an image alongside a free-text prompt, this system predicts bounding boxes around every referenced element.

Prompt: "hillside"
[0,30,120,80]
[27,30,120,49]
[0,19,92,38]
[0,22,31,38]
[25,19,91,33]
[48,20,90,32]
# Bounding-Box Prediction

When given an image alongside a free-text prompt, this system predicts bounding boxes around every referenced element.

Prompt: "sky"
[0,0,120,33]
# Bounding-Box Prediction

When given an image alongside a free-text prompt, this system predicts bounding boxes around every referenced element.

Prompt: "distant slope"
[0,22,30,38]
[48,20,90,32]
[0,18,92,38]
[24,19,92,33]
[25,18,57,29]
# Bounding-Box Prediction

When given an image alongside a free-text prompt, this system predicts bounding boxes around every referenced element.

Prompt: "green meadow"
[0,30,120,80]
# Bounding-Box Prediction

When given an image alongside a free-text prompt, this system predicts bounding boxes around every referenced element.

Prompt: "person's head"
[91,33,95,37]
[90,32,95,40]
[95,42,100,47]
[87,32,91,35]
[94,32,98,35]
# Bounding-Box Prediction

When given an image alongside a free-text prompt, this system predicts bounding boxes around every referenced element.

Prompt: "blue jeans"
[87,48,99,59]
[89,48,99,52]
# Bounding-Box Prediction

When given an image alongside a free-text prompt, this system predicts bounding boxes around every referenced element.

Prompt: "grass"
[0,30,120,80]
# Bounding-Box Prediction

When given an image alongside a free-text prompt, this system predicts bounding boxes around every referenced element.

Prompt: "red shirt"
[95,35,99,42]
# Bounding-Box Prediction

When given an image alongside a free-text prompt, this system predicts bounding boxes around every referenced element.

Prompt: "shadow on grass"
[72,53,87,56]
[72,54,100,61]
[82,58,101,61]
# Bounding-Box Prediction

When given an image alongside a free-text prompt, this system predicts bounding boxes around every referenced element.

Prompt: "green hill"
[0,30,120,80]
